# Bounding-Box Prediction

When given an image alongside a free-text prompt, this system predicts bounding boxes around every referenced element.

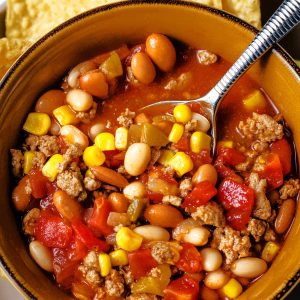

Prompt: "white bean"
[60,125,89,150]
[204,269,229,289]
[89,122,106,142]
[123,181,146,200]
[231,257,267,278]
[200,248,223,272]
[124,143,151,176]
[29,241,54,272]
[192,113,210,132]
[66,89,93,112]
[67,61,97,88]
[134,225,170,241]
[182,227,210,246]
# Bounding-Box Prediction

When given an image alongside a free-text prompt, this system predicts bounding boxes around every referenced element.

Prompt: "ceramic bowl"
[0,1,299,299]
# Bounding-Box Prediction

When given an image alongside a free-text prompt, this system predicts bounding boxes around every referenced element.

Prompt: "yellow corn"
[116,227,143,252]
[53,105,78,126]
[115,127,128,150]
[158,150,174,166]
[218,140,234,149]
[95,132,116,151]
[83,145,106,167]
[190,131,211,153]
[23,112,51,136]
[98,253,112,277]
[222,278,243,299]
[85,169,93,177]
[109,249,128,266]
[243,90,266,111]
[168,152,194,177]
[173,104,192,124]
[42,154,64,182]
[261,241,280,262]
[168,123,184,143]
[23,151,35,174]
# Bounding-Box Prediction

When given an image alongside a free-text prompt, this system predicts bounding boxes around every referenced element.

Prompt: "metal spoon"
[140,0,300,155]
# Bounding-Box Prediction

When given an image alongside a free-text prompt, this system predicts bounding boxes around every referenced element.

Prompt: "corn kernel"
[218,140,234,149]
[83,145,106,167]
[95,132,116,151]
[261,242,280,262]
[115,127,128,150]
[85,169,93,177]
[53,105,79,126]
[23,112,51,136]
[109,249,128,266]
[173,104,192,124]
[116,227,143,252]
[190,131,211,153]
[168,123,184,143]
[158,150,174,166]
[42,154,64,182]
[168,152,194,177]
[243,90,266,111]
[98,253,112,277]
[222,278,243,299]
[23,151,35,174]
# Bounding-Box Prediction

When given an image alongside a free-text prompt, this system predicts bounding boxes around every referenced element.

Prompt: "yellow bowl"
[0,1,299,299]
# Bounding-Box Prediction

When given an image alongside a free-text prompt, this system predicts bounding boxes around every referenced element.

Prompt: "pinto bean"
[275,199,296,234]
[60,125,89,150]
[200,286,219,300]
[131,52,156,84]
[79,71,108,98]
[35,90,66,116]
[29,241,54,272]
[108,192,129,213]
[12,175,31,211]
[192,164,217,185]
[231,257,267,278]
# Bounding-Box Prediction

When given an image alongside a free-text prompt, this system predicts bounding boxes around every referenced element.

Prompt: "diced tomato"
[182,181,217,210]
[271,138,292,176]
[174,136,190,152]
[88,197,114,236]
[218,179,254,211]
[29,169,50,199]
[258,153,283,190]
[186,150,212,169]
[35,210,73,248]
[164,274,200,300]
[147,191,164,203]
[104,150,123,168]
[217,147,245,166]
[57,135,68,154]
[176,244,202,273]
[72,220,109,252]
[188,102,206,115]
[149,166,178,186]
[128,248,158,280]
[226,208,251,231]
[68,236,88,262]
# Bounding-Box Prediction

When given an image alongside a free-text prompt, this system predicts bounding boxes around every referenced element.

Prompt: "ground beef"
[83,251,99,269]
[117,108,136,128]
[22,208,40,235]
[58,143,83,172]
[126,294,158,300]
[249,173,272,220]
[179,178,192,198]
[185,119,201,133]
[279,179,300,200]
[104,269,124,297]
[151,242,180,264]
[197,50,218,65]
[191,201,225,227]
[247,218,267,242]
[84,174,101,191]
[10,149,23,176]
[31,151,46,169]
[85,270,102,286]
[238,113,283,143]
[162,195,182,207]
[149,267,162,278]
[150,148,161,165]
[79,251,102,287]
[211,226,251,265]
[251,141,269,153]
[25,134,60,157]
[264,227,277,242]
[75,102,97,123]
[56,166,86,200]
[235,157,253,172]
[120,266,134,286]
[164,72,192,91]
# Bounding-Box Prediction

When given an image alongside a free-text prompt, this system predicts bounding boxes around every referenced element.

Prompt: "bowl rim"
[0,0,299,299]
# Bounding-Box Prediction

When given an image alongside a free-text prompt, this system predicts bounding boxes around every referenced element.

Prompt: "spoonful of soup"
[140,0,300,155]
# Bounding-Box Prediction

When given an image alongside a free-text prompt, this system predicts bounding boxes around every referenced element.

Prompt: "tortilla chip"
[191,0,223,9]
[222,0,261,28]
[0,38,30,78]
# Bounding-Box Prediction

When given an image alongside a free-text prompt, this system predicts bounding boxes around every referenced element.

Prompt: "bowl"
[0,1,299,299]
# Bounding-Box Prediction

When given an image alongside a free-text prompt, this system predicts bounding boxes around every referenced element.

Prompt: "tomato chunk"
[173,136,190,152]
[29,169,50,199]
[88,196,114,236]
[271,138,292,176]
[128,248,158,280]
[182,181,217,210]
[164,274,199,300]
[217,147,245,166]
[226,208,252,231]
[35,210,73,248]
[176,243,202,273]
[218,179,254,211]
[72,220,109,252]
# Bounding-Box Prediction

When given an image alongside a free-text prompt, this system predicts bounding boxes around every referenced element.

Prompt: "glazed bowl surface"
[0,1,299,299]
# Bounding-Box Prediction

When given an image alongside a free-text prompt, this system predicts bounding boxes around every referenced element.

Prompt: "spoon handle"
[208,0,300,108]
